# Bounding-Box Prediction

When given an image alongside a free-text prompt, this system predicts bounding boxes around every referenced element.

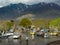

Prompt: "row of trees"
[0,20,14,31]
[0,18,60,31]
[49,18,60,30]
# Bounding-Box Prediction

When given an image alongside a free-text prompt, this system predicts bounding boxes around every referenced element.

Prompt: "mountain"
[0,2,60,20]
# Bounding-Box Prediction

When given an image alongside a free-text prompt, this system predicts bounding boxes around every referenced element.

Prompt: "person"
[31,33,34,39]
[19,35,22,45]
[26,37,29,45]
[31,28,36,40]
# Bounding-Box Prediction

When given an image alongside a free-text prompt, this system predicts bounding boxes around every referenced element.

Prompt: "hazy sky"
[0,0,60,7]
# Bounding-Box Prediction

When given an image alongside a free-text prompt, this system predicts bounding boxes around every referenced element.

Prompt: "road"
[0,36,60,45]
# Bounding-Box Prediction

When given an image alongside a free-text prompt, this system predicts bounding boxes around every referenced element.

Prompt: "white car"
[13,33,20,39]
[44,33,49,38]
[5,33,13,36]
[2,33,13,38]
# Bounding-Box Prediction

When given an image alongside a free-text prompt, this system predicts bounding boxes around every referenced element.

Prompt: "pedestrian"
[26,37,29,45]
[32,34,34,40]
[20,35,22,44]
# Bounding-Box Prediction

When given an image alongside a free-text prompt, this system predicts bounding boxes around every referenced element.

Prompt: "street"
[0,36,60,45]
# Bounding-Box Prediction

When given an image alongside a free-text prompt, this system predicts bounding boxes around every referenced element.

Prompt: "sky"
[0,0,60,8]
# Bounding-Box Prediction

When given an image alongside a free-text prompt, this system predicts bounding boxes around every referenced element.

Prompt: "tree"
[49,18,60,29]
[19,18,32,28]
[33,19,49,28]
[5,20,14,31]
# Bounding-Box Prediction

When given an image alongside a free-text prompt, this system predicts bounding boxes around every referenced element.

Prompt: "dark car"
[36,31,44,37]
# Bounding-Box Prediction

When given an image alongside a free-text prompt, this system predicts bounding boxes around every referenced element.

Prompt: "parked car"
[2,34,9,38]
[12,33,20,39]
[36,28,49,37]
[2,32,13,38]
[36,31,44,37]
[49,32,58,36]
[44,33,49,38]
[5,33,13,36]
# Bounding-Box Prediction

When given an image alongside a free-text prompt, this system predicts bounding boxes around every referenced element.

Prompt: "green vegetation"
[0,18,60,31]
[19,18,32,28]
[50,18,60,26]
[33,19,50,28]
[49,18,60,30]
[4,20,14,31]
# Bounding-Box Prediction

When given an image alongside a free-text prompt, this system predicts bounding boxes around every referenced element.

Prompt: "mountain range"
[0,2,60,20]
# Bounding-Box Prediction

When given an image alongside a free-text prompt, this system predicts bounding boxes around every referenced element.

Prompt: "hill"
[0,2,60,20]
